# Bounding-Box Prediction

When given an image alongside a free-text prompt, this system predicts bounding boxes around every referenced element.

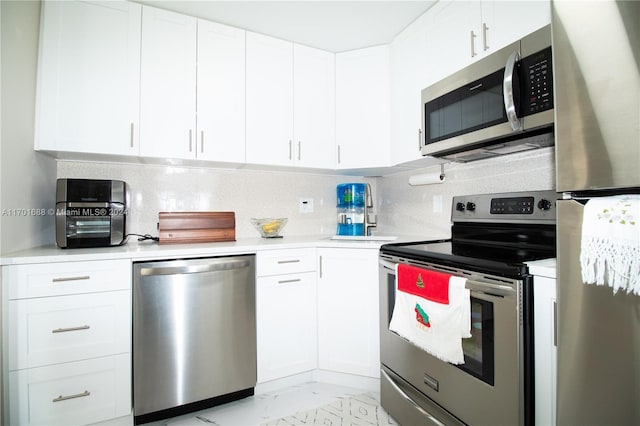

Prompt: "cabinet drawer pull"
[189,129,193,152]
[130,122,135,148]
[288,140,293,160]
[52,390,90,403]
[297,141,301,161]
[201,130,205,153]
[52,325,90,334]
[52,276,90,283]
[278,278,301,284]
[277,259,300,264]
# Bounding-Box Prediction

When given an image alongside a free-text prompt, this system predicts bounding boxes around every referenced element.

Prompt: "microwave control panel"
[520,46,553,116]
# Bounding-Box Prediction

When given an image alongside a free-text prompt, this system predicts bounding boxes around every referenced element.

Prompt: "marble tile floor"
[144,382,390,426]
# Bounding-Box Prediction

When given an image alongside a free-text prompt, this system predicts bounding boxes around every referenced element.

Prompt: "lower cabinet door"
[256,272,317,383]
[9,354,131,426]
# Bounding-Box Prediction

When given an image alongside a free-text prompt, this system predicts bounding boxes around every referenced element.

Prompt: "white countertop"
[526,258,557,279]
[0,235,412,265]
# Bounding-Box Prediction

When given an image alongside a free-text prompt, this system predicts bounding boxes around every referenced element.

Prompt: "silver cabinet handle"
[52,325,90,334]
[201,130,204,153]
[130,122,135,148]
[381,370,445,426]
[277,259,300,264]
[319,255,323,278]
[470,30,477,58]
[189,129,193,152]
[482,22,489,51]
[297,141,301,161]
[52,276,90,283]
[288,140,293,160]
[53,390,90,403]
[278,278,301,284]
[337,145,341,164]
[503,50,523,131]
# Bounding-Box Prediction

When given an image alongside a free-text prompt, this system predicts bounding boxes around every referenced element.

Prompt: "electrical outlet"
[299,198,314,213]
[433,195,443,213]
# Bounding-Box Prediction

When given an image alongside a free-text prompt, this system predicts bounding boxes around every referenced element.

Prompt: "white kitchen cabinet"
[423,1,550,84]
[9,354,131,426]
[256,249,318,383]
[35,0,141,156]
[317,247,380,378]
[481,1,550,57]
[2,260,132,426]
[530,261,557,426]
[336,45,390,170]
[293,44,336,169]
[139,6,197,160]
[196,20,246,163]
[390,12,430,165]
[246,34,335,169]
[246,33,294,167]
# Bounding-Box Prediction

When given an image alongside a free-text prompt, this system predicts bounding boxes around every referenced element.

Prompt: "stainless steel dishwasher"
[132,255,256,424]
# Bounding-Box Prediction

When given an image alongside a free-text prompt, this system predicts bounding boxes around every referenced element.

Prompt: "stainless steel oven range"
[379,190,557,426]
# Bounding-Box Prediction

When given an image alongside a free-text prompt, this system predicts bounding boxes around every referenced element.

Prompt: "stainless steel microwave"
[421,25,554,162]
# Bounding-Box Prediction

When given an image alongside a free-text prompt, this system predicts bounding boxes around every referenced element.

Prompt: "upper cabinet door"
[482,1,550,55]
[390,12,430,165]
[336,45,391,170]
[293,45,336,169]
[35,1,141,156]
[196,21,246,163]
[139,6,197,160]
[246,33,294,167]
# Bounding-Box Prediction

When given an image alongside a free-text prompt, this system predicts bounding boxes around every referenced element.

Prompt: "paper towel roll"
[408,172,445,186]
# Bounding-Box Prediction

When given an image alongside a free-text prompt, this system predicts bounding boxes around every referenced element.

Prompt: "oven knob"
[456,202,466,212]
[537,199,552,211]
[466,202,476,212]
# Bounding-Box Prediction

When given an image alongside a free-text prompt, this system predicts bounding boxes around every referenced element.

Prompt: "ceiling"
[134,1,437,52]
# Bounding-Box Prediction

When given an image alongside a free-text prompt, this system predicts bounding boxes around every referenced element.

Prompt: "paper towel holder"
[408,164,446,186]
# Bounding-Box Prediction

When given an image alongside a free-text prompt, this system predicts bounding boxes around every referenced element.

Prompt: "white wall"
[0,0,56,255]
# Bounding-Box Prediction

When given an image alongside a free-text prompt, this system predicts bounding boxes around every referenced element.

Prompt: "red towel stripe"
[397,263,450,304]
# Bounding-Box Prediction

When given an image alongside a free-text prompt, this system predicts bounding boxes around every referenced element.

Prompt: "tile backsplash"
[57,161,373,240]
[57,147,554,241]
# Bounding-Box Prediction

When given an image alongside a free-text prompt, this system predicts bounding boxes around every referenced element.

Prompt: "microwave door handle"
[503,50,523,131]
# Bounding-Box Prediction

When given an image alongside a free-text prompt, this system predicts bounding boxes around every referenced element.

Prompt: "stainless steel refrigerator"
[552,1,640,425]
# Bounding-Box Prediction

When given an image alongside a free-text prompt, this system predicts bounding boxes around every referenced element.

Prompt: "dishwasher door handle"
[139,259,251,276]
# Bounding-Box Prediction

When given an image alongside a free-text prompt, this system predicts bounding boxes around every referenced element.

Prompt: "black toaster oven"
[55,179,128,248]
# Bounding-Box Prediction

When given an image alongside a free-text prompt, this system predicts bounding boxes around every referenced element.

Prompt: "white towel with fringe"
[580,195,640,295]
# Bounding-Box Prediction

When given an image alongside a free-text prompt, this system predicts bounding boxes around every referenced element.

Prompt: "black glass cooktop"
[380,223,556,279]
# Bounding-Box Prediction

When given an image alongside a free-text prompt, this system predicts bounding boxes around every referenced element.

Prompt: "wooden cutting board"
[158,212,235,244]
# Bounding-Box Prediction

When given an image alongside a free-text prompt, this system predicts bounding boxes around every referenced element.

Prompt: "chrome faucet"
[364,183,377,236]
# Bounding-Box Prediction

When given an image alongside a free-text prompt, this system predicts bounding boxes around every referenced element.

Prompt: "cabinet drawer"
[5,259,131,300]
[8,291,131,371]
[9,353,131,426]
[257,248,316,276]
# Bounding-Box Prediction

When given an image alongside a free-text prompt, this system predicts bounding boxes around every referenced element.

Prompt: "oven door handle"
[466,279,516,297]
[381,369,446,426]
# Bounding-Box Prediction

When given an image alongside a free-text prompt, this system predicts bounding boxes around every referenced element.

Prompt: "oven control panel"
[452,190,557,223]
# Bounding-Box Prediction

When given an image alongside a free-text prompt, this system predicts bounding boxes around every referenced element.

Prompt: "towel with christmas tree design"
[389,263,471,364]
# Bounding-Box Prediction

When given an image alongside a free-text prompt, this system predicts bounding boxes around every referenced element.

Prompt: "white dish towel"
[389,263,471,364]
[580,194,640,295]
